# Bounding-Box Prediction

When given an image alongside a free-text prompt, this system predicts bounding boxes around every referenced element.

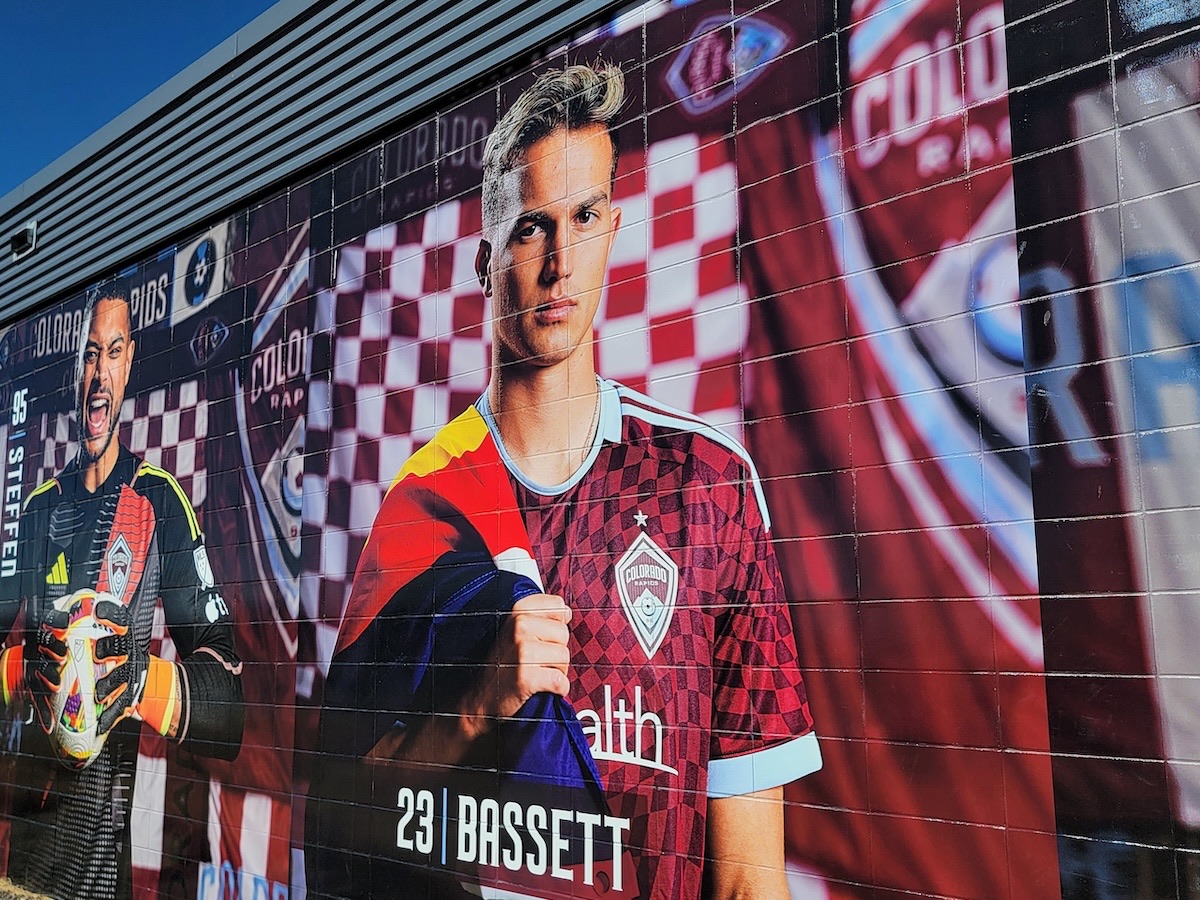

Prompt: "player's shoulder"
[131,453,202,539]
[392,405,490,487]
[608,380,772,530]
[22,475,62,512]
[134,456,190,501]
[610,381,755,472]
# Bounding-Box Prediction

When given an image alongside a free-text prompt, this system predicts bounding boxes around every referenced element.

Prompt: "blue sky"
[1,0,281,199]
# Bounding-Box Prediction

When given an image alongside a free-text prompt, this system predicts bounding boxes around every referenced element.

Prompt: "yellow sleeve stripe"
[136,463,200,540]
[22,478,58,511]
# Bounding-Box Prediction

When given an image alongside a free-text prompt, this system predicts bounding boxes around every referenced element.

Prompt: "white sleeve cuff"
[707,731,822,799]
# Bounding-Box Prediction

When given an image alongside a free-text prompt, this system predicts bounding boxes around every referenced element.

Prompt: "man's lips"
[86,396,111,438]
[533,298,576,323]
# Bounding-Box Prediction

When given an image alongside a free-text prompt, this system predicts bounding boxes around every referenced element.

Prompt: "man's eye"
[577,209,600,226]
[517,223,543,241]
[83,351,98,364]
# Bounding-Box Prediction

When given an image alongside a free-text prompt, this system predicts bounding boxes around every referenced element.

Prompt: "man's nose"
[542,229,574,284]
[96,354,114,385]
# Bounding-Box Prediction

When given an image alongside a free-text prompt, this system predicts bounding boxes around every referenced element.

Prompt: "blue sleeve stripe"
[707,732,822,799]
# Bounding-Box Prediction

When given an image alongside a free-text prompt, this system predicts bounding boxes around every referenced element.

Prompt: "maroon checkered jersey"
[477,378,820,899]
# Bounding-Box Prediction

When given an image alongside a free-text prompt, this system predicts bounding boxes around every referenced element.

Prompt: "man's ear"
[605,205,622,259]
[475,240,493,296]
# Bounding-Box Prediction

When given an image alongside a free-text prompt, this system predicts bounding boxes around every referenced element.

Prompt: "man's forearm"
[368,593,573,767]
[706,785,790,900]
[174,650,244,757]
[366,672,510,768]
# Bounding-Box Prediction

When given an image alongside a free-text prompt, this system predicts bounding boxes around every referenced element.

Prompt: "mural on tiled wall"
[0,0,1194,897]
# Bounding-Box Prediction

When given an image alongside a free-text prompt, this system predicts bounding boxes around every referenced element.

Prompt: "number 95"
[10,389,28,427]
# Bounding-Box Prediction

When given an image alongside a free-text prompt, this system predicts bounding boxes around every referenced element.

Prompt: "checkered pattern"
[599,134,748,431]
[34,410,73,487]
[305,136,747,635]
[35,380,208,509]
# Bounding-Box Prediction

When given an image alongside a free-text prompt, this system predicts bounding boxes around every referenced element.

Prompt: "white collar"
[477,377,620,496]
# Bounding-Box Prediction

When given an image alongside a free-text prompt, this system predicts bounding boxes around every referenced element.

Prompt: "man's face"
[479,124,621,369]
[77,297,135,465]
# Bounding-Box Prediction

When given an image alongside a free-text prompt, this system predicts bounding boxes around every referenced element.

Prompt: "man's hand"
[27,599,75,733]
[93,599,149,735]
[458,593,572,740]
[366,593,572,766]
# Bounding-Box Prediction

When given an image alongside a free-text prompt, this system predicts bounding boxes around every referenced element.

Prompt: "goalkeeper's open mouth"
[84,392,114,444]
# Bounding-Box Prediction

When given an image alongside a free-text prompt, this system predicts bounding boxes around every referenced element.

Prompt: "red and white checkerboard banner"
[305,134,747,653]
[35,379,208,509]
[599,134,748,432]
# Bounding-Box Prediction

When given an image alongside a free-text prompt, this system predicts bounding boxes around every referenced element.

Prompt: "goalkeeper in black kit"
[0,282,243,900]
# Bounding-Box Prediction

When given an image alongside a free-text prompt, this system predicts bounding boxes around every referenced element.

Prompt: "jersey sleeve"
[150,469,244,758]
[708,469,821,798]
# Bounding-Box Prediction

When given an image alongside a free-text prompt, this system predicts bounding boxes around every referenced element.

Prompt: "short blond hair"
[481,63,625,231]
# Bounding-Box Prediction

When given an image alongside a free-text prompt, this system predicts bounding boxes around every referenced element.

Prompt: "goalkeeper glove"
[93,599,179,736]
[26,599,75,733]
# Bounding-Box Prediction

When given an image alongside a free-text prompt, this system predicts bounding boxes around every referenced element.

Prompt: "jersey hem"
[707,731,822,798]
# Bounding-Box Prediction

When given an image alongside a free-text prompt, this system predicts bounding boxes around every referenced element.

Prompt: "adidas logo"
[45,552,68,585]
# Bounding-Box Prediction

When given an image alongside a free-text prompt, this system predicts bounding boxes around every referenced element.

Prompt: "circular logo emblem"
[185,238,217,306]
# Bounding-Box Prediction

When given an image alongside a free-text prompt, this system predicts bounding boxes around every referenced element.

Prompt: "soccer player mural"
[9,0,1199,897]
[299,1,1053,896]
[0,205,309,898]
[306,62,820,899]
[0,282,244,899]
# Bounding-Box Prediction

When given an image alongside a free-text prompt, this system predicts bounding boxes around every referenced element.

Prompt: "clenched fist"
[458,593,572,739]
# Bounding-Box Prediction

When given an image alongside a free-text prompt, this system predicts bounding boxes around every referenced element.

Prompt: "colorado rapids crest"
[616,517,678,659]
[107,534,133,601]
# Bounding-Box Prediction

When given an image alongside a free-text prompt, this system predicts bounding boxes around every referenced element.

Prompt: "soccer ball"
[47,589,118,770]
